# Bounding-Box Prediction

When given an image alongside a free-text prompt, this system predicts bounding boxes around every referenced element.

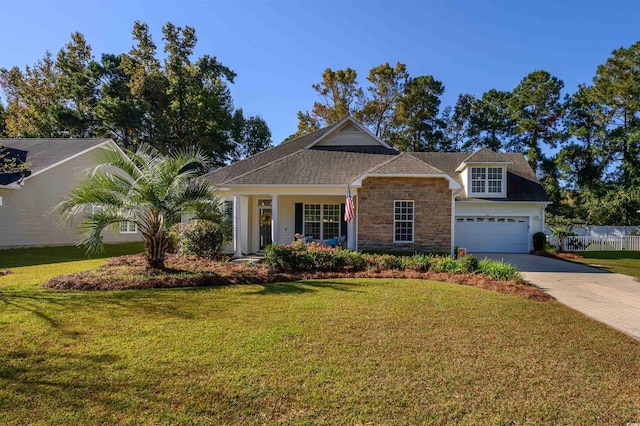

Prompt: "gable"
[307,117,391,149]
[313,122,382,147]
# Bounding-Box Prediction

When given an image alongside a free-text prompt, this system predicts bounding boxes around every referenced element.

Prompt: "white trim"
[467,165,506,198]
[271,195,279,245]
[303,202,342,240]
[455,160,512,173]
[393,200,414,243]
[351,173,462,190]
[119,221,138,234]
[456,200,552,205]
[450,191,456,255]
[232,195,243,258]
[304,116,392,149]
[24,139,124,181]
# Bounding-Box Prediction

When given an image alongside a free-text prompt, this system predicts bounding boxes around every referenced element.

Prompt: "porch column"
[348,194,357,251]
[271,194,279,246]
[232,194,243,258]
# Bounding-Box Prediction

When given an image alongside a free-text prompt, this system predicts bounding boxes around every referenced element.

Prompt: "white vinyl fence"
[548,235,640,252]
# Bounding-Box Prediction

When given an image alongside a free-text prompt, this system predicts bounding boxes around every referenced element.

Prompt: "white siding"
[314,123,381,147]
[455,202,546,252]
[0,147,141,248]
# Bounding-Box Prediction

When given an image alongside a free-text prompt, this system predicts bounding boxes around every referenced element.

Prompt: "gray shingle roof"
[459,147,512,164]
[203,126,337,185]
[366,153,447,176]
[411,152,549,202]
[201,123,549,203]
[0,138,111,175]
[226,148,396,185]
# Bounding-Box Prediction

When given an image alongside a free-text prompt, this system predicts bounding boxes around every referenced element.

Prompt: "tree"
[0,52,61,137]
[57,145,222,270]
[550,226,575,252]
[52,31,98,136]
[508,70,565,172]
[580,184,640,226]
[557,85,608,190]
[228,109,272,161]
[359,62,409,142]
[591,41,640,185]
[393,75,445,151]
[465,89,513,151]
[0,100,6,137]
[441,93,475,151]
[294,67,363,137]
[93,53,145,149]
[119,21,169,147]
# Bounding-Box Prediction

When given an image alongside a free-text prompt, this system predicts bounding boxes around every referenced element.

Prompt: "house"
[0,138,141,249]
[203,117,551,255]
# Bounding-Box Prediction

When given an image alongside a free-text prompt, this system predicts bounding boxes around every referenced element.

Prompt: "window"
[304,203,341,240]
[394,200,414,243]
[120,221,138,234]
[470,166,504,195]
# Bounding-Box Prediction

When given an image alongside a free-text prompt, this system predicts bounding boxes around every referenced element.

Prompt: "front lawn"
[567,251,640,278]
[1,248,639,424]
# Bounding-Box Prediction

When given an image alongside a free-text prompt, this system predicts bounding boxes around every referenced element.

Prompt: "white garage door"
[455,216,529,253]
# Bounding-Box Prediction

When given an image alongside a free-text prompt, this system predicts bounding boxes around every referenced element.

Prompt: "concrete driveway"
[476,253,640,341]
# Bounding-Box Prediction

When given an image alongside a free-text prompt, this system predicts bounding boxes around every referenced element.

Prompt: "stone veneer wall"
[358,177,451,252]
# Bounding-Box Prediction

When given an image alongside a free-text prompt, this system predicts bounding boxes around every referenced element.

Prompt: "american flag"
[345,185,355,223]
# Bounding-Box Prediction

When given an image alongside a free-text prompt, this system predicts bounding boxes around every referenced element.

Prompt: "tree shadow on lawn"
[0,243,144,269]
[0,347,171,423]
[243,279,367,296]
[0,288,227,327]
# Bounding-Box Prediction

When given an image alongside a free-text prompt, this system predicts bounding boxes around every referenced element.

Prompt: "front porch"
[226,190,357,257]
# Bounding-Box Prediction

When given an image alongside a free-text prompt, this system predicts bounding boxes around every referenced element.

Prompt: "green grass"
[568,251,640,278]
[0,243,144,268]
[1,245,640,424]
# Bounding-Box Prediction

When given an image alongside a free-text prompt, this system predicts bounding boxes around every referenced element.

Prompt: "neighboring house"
[0,138,141,249]
[203,117,551,255]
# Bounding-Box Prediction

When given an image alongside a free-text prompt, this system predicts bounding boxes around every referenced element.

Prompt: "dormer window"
[470,166,505,196]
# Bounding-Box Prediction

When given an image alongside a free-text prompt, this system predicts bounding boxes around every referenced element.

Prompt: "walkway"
[476,253,640,341]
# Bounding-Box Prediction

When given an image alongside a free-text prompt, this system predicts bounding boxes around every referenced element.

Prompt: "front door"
[258,199,272,250]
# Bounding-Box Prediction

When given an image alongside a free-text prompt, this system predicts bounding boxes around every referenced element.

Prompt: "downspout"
[451,188,464,256]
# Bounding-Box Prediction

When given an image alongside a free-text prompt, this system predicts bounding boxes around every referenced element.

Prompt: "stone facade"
[357,177,451,252]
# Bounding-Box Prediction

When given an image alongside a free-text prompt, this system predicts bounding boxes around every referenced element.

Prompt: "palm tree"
[549,226,574,253]
[57,144,221,270]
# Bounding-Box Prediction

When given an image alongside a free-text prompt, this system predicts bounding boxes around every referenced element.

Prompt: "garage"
[455,216,529,253]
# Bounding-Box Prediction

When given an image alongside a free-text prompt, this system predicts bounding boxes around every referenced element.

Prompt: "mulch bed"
[42,253,553,302]
[531,250,583,260]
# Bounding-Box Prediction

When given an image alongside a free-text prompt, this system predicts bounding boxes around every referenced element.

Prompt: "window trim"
[394,200,414,243]
[303,203,342,240]
[468,165,506,197]
[120,221,138,234]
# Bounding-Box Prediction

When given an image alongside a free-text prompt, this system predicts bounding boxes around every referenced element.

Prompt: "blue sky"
[1,1,639,144]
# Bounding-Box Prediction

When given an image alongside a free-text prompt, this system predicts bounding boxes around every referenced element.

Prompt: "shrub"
[180,221,226,259]
[402,253,432,271]
[376,253,403,270]
[265,244,523,282]
[532,232,547,252]
[265,242,368,273]
[477,258,522,281]
[459,255,479,273]
[430,255,461,273]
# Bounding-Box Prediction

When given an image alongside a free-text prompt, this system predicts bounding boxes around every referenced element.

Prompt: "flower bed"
[265,241,522,281]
